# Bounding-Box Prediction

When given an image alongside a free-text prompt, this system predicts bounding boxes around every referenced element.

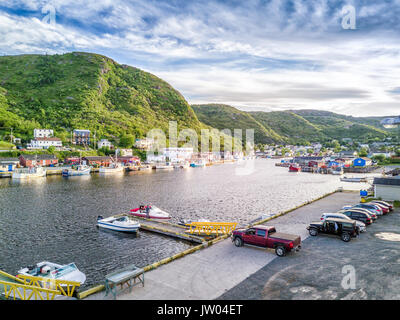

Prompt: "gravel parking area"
[219,199,400,300]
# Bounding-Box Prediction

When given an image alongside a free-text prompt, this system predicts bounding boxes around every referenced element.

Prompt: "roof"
[73,129,90,132]
[325,218,355,223]
[0,157,19,162]
[20,154,57,160]
[374,177,400,186]
[82,156,112,161]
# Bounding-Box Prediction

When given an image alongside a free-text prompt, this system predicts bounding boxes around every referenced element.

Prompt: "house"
[34,129,54,138]
[82,156,112,167]
[162,147,194,163]
[116,156,140,166]
[335,157,354,167]
[135,138,154,151]
[117,149,133,156]
[98,139,113,149]
[13,137,21,144]
[19,154,58,167]
[339,150,358,158]
[64,157,81,165]
[0,158,20,172]
[27,137,62,149]
[353,157,372,167]
[293,156,324,166]
[373,177,400,201]
[73,129,91,146]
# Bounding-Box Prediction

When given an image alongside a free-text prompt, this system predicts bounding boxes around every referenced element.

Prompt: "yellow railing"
[16,274,81,297]
[0,281,60,300]
[186,222,238,236]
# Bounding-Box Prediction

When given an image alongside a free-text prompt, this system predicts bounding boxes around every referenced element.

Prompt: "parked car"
[338,209,373,225]
[307,218,360,242]
[369,201,392,213]
[320,213,366,232]
[342,203,383,216]
[231,225,301,257]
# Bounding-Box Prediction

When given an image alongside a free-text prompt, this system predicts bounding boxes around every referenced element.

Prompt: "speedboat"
[130,205,171,219]
[62,164,92,176]
[99,162,124,173]
[97,215,140,232]
[12,167,46,179]
[17,261,86,285]
[190,160,206,167]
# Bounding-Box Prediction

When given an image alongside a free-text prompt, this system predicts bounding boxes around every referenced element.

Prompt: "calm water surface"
[0,159,375,288]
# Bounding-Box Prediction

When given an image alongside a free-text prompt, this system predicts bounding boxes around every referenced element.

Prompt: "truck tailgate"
[270,232,301,245]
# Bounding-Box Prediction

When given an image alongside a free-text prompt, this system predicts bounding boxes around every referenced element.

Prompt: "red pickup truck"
[232,225,301,256]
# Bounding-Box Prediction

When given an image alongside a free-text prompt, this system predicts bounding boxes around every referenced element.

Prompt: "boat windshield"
[55,263,77,277]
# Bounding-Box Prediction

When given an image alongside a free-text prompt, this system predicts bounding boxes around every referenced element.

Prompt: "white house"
[117,148,133,156]
[135,138,154,151]
[98,139,113,149]
[163,147,193,163]
[27,137,62,149]
[34,129,54,138]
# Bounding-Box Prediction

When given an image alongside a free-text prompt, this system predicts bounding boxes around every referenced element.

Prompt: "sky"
[0,0,399,117]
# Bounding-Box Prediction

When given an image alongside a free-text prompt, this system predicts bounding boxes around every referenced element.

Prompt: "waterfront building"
[117,156,140,166]
[353,157,372,167]
[19,154,58,167]
[134,138,154,151]
[373,177,400,201]
[162,147,193,163]
[98,139,113,149]
[33,129,54,138]
[73,129,91,146]
[81,156,112,167]
[0,158,20,172]
[27,137,62,149]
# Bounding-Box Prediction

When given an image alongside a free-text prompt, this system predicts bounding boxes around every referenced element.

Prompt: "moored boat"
[12,166,46,179]
[99,162,124,173]
[155,162,174,170]
[17,261,86,285]
[289,164,301,172]
[190,160,206,167]
[97,215,140,232]
[340,176,369,183]
[62,164,92,176]
[129,205,171,219]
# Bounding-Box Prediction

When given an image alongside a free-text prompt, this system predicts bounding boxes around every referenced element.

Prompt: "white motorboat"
[17,261,86,285]
[97,215,140,233]
[156,162,174,170]
[340,176,369,183]
[174,162,190,169]
[99,162,124,173]
[62,164,92,176]
[12,166,46,179]
[130,205,171,219]
[190,160,206,167]
[139,165,152,171]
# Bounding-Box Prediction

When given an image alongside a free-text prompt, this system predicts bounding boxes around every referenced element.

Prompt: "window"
[256,229,266,237]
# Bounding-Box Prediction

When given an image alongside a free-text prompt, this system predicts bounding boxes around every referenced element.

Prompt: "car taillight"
[289,242,293,249]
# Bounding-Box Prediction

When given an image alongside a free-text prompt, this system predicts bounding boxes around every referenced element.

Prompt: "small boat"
[17,261,86,285]
[130,205,171,219]
[331,167,344,175]
[340,176,369,183]
[156,162,174,170]
[62,164,92,176]
[97,215,140,233]
[139,165,152,171]
[12,166,46,179]
[174,162,190,169]
[190,160,206,167]
[178,218,210,226]
[99,162,124,173]
[289,164,301,172]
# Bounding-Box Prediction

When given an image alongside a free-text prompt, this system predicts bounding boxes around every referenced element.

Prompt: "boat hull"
[62,168,91,176]
[130,212,171,219]
[97,221,140,232]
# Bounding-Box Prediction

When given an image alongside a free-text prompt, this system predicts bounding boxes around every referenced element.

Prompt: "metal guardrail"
[186,222,238,236]
[16,274,81,297]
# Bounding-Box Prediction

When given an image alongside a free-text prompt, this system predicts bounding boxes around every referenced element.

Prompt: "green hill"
[191,104,286,144]
[0,52,204,145]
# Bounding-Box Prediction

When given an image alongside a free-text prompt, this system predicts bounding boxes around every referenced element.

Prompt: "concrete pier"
[85,191,361,300]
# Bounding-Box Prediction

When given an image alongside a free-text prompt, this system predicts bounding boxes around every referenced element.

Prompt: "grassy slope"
[192,104,286,144]
[0,53,203,144]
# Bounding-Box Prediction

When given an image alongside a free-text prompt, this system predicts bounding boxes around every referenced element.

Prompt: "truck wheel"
[309,228,318,236]
[341,233,351,242]
[234,237,243,247]
[275,246,286,257]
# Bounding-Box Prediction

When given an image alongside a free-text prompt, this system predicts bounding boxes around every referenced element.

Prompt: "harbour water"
[0,159,378,288]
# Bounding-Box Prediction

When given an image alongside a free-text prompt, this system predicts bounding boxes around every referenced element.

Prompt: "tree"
[359,147,368,157]
[119,134,135,148]
[47,146,56,154]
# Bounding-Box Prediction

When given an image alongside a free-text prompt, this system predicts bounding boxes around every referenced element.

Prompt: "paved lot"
[87,191,373,300]
[219,203,400,300]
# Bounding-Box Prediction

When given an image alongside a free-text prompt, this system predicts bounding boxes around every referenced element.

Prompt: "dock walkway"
[86,191,361,300]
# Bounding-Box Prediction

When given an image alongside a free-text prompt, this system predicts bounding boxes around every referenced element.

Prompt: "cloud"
[1,0,400,116]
